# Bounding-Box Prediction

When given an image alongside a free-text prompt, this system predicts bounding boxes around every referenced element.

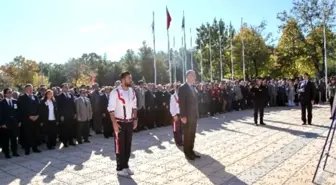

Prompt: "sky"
[0,0,293,65]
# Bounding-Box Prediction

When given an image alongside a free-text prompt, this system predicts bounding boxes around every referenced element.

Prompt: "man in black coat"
[178,70,200,160]
[17,84,41,155]
[298,73,316,125]
[101,87,113,138]
[56,83,77,147]
[0,88,20,158]
[250,77,268,126]
[144,84,156,129]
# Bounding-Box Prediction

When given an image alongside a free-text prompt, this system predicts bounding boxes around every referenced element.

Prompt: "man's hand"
[29,116,35,121]
[173,116,178,122]
[147,107,150,110]
[40,122,43,126]
[34,116,39,121]
[18,122,21,127]
[181,117,187,124]
[113,122,121,133]
[311,100,315,105]
[102,113,106,117]
[74,114,76,119]
[133,119,138,130]
[1,125,7,129]
[60,116,64,122]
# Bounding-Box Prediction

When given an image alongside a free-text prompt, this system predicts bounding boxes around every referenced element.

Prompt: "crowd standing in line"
[0,74,335,161]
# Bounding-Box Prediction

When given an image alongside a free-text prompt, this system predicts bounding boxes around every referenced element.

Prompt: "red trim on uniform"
[174,94,179,104]
[173,121,177,132]
[116,89,125,104]
[115,132,120,154]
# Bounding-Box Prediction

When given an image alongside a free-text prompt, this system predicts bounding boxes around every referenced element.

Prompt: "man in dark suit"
[101,87,113,138]
[250,77,268,126]
[18,84,41,155]
[298,73,316,125]
[56,83,77,147]
[0,88,20,158]
[178,70,200,160]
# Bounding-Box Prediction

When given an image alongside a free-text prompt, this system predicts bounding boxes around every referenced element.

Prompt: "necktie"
[83,97,87,107]
[8,100,12,107]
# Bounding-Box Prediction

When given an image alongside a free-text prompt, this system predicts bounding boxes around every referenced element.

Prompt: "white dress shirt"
[170,92,180,116]
[107,86,137,120]
[5,98,13,107]
[46,100,56,121]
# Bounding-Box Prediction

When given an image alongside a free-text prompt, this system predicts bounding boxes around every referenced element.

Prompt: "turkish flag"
[166,7,172,30]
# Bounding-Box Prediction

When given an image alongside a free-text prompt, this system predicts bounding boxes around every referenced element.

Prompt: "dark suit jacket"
[100,94,109,115]
[39,99,59,123]
[56,93,76,119]
[17,94,40,123]
[0,99,20,129]
[178,83,199,123]
[298,80,316,103]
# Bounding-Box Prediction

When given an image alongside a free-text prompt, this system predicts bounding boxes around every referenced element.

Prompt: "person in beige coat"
[75,89,92,144]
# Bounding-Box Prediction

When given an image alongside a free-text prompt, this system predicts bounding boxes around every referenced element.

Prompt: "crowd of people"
[0,75,335,160]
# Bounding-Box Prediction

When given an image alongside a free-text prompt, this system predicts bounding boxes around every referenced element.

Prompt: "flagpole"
[181,36,185,83]
[241,17,246,81]
[323,4,328,100]
[200,44,203,82]
[152,11,157,85]
[168,30,171,84]
[173,36,177,82]
[230,29,234,80]
[209,25,213,82]
[190,28,193,70]
[219,34,223,80]
[183,11,187,73]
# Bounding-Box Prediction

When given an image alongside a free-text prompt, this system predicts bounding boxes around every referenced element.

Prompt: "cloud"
[80,22,108,33]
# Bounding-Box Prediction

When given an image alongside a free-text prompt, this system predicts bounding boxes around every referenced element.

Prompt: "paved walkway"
[0,105,335,185]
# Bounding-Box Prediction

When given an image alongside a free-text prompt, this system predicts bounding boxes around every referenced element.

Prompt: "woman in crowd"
[39,89,59,150]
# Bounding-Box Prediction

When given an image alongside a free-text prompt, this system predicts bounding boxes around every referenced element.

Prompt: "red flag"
[166,7,172,30]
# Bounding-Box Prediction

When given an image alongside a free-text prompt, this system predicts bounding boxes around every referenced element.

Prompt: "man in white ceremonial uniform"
[108,72,138,177]
[170,83,183,146]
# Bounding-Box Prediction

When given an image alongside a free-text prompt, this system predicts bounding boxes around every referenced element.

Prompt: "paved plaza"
[0,105,335,185]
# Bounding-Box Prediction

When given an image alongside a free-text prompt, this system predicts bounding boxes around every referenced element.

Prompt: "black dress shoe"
[185,155,195,160]
[308,123,312,125]
[254,123,259,126]
[78,141,83,144]
[69,142,76,146]
[302,122,307,125]
[63,144,69,148]
[33,149,41,153]
[260,122,266,125]
[84,140,91,143]
[5,154,11,159]
[13,153,20,157]
[95,131,102,135]
[194,154,201,158]
[25,151,30,155]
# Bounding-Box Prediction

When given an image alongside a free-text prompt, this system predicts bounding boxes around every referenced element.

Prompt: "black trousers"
[0,128,18,155]
[77,121,90,142]
[22,119,39,152]
[114,121,133,171]
[329,97,334,113]
[59,118,75,145]
[183,120,197,157]
[173,116,183,145]
[103,116,113,138]
[45,121,57,148]
[156,107,165,127]
[301,101,313,124]
[137,108,146,130]
[253,102,264,123]
[145,107,155,129]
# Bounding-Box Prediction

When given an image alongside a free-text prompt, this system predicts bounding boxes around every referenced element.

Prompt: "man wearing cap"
[108,72,137,177]
[250,77,268,126]
[170,83,183,146]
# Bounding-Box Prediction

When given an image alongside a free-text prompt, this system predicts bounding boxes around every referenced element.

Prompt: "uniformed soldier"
[169,83,183,146]
[108,71,137,177]
[250,77,267,126]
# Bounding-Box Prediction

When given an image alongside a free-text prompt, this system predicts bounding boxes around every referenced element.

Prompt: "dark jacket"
[178,83,199,122]
[0,99,20,129]
[39,98,59,123]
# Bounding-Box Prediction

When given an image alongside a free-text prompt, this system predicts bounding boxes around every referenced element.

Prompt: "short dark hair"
[61,83,68,88]
[304,72,309,76]
[120,71,131,80]
[24,84,33,89]
[3,88,12,94]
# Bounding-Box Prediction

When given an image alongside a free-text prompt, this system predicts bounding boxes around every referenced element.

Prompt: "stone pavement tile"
[0,175,17,185]
[234,127,326,184]
[252,137,325,185]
